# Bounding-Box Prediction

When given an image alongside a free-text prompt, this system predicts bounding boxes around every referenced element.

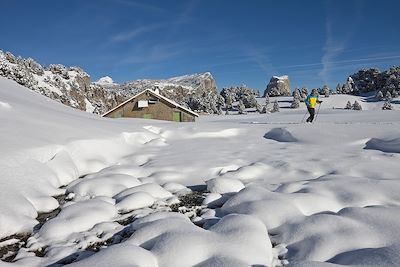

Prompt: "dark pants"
[306,107,315,122]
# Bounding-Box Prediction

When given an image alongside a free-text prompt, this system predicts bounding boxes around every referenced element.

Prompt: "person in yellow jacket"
[305,89,322,123]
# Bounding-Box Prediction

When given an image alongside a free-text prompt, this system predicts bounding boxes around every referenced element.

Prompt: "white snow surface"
[1,77,400,266]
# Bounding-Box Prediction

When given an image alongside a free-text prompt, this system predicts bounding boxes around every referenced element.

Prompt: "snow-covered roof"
[102,89,199,117]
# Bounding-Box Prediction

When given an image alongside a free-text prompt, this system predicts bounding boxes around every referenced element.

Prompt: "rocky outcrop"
[111,72,219,114]
[0,50,117,114]
[0,50,220,114]
[264,75,291,97]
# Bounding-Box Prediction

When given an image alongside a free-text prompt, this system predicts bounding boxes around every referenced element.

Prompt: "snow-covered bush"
[261,106,267,114]
[385,91,392,101]
[301,87,308,99]
[291,98,300,109]
[375,91,384,101]
[352,101,362,110]
[256,102,263,113]
[265,94,270,106]
[323,85,330,97]
[336,83,342,94]
[382,101,393,110]
[271,100,280,113]
[238,100,246,114]
[345,101,352,109]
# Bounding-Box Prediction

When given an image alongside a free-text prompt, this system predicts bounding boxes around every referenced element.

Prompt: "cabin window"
[138,100,149,108]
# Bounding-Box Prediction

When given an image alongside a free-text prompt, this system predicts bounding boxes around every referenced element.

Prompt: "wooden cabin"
[102,89,199,122]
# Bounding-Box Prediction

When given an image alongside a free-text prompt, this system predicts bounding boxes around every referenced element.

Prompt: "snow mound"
[113,183,173,201]
[67,173,142,199]
[67,242,157,267]
[264,127,297,142]
[206,178,245,194]
[34,198,117,242]
[127,212,273,266]
[0,101,11,109]
[115,191,155,213]
[364,137,400,153]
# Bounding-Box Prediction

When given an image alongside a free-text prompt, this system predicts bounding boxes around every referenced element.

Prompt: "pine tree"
[393,90,399,98]
[256,102,263,113]
[336,83,342,94]
[301,87,308,99]
[291,98,300,109]
[345,101,352,109]
[238,100,246,114]
[225,94,233,109]
[385,91,392,101]
[265,94,270,106]
[352,100,362,110]
[271,100,280,112]
[261,106,267,114]
[323,85,330,97]
[376,90,384,100]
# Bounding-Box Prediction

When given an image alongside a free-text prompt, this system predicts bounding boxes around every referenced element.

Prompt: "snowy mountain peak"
[95,76,118,86]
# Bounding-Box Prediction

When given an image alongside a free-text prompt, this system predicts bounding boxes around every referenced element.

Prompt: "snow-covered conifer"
[385,91,392,101]
[238,100,246,114]
[271,100,280,112]
[265,94,270,106]
[261,106,267,114]
[376,90,384,100]
[345,101,352,109]
[256,102,263,113]
[322,85,330,97]
[301,87,308,98]
[352,101,362,110]
[291,98,300,109]
[336,83,342,94]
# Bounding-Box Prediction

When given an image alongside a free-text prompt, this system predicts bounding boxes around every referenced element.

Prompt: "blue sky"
[1,0,399,91]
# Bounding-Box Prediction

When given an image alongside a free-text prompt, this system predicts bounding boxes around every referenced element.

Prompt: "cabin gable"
[104,90,196,122]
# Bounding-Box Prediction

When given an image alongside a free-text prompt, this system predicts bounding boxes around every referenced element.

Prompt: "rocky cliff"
[264,75,291,97]
[0,50,118,114]
[0,50,219,114]
[111,72,219,114]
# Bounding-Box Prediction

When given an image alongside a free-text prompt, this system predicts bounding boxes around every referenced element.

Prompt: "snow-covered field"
[1,77,400,266]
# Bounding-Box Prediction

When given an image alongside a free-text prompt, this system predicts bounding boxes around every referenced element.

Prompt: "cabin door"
[173,111,181,122]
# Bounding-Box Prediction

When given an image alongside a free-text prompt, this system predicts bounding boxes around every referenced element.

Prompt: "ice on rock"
[116,192,155,213]
[206,178,245,194]
[364,137,400,153]
[264,127,297,142]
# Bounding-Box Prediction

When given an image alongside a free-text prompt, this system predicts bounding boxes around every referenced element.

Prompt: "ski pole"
[314,102,322,123]
[301,111,308,123]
